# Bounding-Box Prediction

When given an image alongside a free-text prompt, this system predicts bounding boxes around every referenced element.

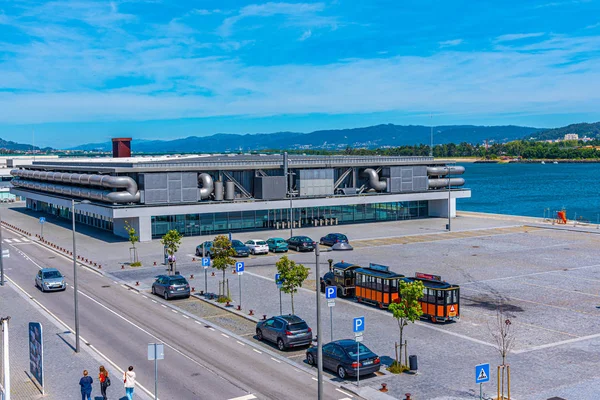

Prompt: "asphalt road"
[1,228,356,400]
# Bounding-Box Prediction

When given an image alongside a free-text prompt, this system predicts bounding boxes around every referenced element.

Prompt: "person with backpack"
[99,365,110,400]
[124,366,136,400]
[79,370,93,400]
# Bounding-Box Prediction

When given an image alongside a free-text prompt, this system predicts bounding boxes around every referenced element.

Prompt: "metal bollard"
[380,383,388,393]
[249,309,254,316]
[405,394,411,400]
[135,281,139,286]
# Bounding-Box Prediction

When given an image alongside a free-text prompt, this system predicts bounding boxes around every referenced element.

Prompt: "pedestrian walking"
[79,370,93,400]
[99,365,110,400]
[124,366,136,400]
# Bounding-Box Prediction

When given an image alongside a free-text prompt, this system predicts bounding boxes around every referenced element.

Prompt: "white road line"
[236,340,245,346]
[208,327,215,331]
[161,305,167,308]
[141,295,148,299]
[3,239,12,243]
[339,398,352,400]
[120,284,129,289]
[152,300,157,303]
[171,309,178,314]
[113,281,119,284]
[227,395,257,400]
[270,357,281,363]
[514,332,600,354]
[12,238,21,243]
[336,388,353,397]
[195,321,202,325]
[252,349,262,354]
[182,315,189,319]
[311,377,318,381]
[221,333,230,338]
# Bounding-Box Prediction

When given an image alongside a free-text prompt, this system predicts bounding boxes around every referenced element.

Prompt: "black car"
[151,275,190,300]
[256,315,313,350]
[306,340,380,379]
[319,233,349,247]
[287,236,316,252]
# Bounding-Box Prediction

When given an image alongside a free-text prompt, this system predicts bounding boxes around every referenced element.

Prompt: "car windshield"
[43,271,62,279]
[336,234,348,240]
[275,239,284,243]
[344,343,371,358]
[288,322,309,331]
[170,278,187,285]
[232,240,244,246]
[257,241,267,245]
[300,237,312,242]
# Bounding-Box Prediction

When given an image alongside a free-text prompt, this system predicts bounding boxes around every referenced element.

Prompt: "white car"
[245,239,269,255]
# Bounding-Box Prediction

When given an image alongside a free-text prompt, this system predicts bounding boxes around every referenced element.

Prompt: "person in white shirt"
[124,366,136,400]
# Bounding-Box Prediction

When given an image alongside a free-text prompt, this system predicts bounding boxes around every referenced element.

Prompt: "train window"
[390,280,398,290]
[422,287,428,302]
[335,269,344,277]
[375,278,383,291]
[437,290,445,304]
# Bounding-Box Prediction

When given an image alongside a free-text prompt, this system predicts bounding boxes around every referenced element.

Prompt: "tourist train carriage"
[321,263,460,323]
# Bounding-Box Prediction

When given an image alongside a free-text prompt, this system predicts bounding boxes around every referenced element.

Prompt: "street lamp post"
[72,199,90,353]
[288,171,296,238]
[315,246,323,399]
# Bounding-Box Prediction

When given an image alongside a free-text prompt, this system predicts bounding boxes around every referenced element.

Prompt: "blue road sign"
[475,363,490,384]
[325,286,337,299]
[201,257,210,268]
[235,261,245,273]
[39,217,46,224]
[353,316,365,333]
[275,273,283,289]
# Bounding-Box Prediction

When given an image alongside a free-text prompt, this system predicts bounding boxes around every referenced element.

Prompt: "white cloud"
[495,32,545,42]
[298,30,312,41]
[218,2,326,36]
[439,39,463,48]
[585,22,600,29]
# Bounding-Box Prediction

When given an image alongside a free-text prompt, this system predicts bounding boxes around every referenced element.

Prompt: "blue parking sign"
[235,262,245,274]
[353,316,365,333]
[201,257,210,268]
[325,286,337,299]
[475,363,490,384]
[39,217,46,224]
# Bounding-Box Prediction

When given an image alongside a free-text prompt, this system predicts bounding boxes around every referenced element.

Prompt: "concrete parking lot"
[4,203,600,399]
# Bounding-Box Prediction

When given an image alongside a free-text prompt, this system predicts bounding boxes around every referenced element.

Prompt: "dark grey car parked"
[306,340,381,379]
[287,236,316,252]
[256,315,313,350]
[151,275,190,300]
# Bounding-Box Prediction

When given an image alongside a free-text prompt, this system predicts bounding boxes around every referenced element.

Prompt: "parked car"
[287,236,316,252]
[151,275,190,300]
[35,268,66,292]
[231,240,250,257]
[256,315,313,350]
[245,239,269,255]
[306,340,381,379]
[195,241,214,257]
[267,237,289,253]
[319,233,349,247]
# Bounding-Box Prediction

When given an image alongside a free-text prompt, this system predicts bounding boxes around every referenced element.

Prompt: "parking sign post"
[235,262,244,309]
[275,273,283,315]
[202,244,207,296]
[353,317,365,388]
[325,286,337,342]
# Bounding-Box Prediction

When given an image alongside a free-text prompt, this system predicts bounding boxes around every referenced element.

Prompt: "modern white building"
[10,153,469,242]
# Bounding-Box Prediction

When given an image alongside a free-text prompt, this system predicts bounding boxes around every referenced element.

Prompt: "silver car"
[256,315,313,350]
[35,268,66,292]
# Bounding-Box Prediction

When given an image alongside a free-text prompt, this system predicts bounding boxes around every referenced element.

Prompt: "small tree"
[489,303,517,399]
[160,230,182,274]
[211,235,236,301]
[124,221,140,266]
[388,280,424,371]
[276,255,309,314]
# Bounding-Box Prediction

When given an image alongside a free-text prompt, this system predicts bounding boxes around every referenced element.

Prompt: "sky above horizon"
[1,0,600,147]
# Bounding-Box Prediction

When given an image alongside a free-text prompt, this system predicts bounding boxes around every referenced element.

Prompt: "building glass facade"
[27,199,114,232]
[151,200,428,239]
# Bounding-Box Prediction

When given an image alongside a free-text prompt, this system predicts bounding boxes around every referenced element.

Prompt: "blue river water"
[457,162,600,222]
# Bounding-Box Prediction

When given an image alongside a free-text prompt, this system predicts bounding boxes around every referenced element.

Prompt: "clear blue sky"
[1,0,599,147]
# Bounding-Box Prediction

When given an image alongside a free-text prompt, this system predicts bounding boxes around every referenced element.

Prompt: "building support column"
[428,196,456,218]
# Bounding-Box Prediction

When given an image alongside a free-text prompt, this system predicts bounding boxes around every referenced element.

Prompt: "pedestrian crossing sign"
[475,363,490,384]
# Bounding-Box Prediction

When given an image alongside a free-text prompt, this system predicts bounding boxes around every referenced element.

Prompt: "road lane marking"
[152,300,157,303]
[236,340,245,346]
[182,315,189,319]
[3,239,12,243]
[171,309,178,314]
[252,349,262,354]
[120,284,128,289]
[12,238,21,242]
[161,305,167,308]
[195,321,202,325]
[141,295,148,299]
[311,377,318,381]
[270,357,281,363]
[221,333,230,338]
[208,327,215,331]
[336,389,353,397]
[228,395,257,400]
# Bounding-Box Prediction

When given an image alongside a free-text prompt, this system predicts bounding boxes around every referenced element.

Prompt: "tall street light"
[72,199,90,353]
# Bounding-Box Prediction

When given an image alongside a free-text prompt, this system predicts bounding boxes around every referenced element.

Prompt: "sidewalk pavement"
[0,280,152,400]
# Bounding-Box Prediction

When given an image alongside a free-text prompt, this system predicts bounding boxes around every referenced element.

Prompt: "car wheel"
[307,353,315,365]
[151,286,156,295]
[163,291,169,300]
[337,366,347,379]
[277,338,286,351]
[256,328,263,341]
[284,249,288,253]
[195,250,200,256]
[251,249,255,255]
[320,240,324,245]
[40,285,45,292]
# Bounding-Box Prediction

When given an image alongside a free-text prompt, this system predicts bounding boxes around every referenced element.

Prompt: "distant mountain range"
[526,122,600,141]
[70,124,543,153]
[0,138,48,152]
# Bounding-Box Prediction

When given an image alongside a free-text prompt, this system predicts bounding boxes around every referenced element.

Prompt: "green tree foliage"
[124,221,140,265]
[388,280,425,369]
[276,255,309,315]
[211,235,237,282]
[160,229,182,258]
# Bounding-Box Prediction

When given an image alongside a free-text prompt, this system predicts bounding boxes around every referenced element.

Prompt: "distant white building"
[564,133,579,141]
